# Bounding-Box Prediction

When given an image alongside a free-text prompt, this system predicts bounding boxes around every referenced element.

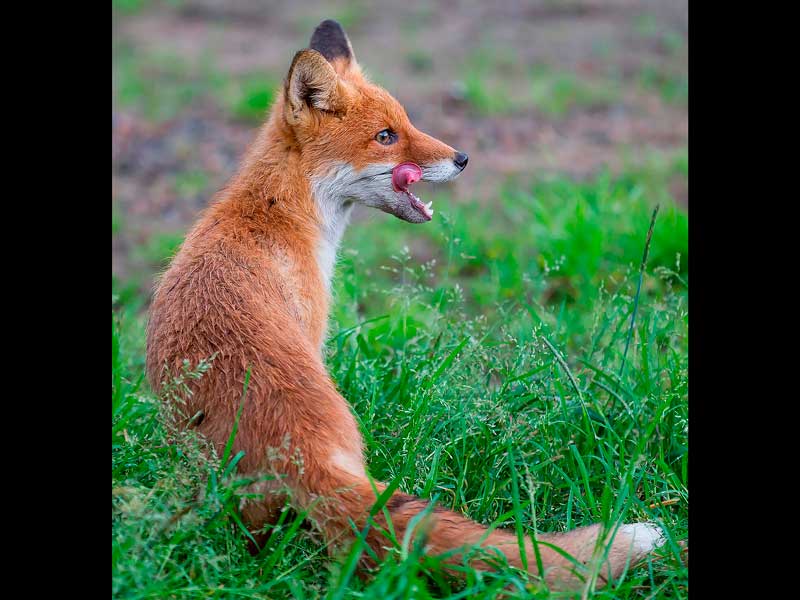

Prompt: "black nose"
[453,151,469,170]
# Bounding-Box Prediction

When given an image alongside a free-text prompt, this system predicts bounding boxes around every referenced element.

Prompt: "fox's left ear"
[309,19,359,76]
[284,49,352,125]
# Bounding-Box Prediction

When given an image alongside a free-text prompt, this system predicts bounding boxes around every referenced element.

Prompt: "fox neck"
[224,115,355,347]
[235,122,350,282]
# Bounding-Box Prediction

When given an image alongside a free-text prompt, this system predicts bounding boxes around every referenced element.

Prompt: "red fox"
[146,20,664,591]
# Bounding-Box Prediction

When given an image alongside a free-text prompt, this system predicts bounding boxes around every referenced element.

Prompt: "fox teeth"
[425,201,432,210]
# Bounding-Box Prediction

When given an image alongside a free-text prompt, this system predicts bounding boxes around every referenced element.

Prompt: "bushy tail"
[302,469,665,591]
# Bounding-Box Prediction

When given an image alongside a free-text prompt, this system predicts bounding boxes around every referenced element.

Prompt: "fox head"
[278,20,469,224]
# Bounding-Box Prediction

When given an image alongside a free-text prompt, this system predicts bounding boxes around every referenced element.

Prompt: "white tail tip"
[619,522,666,554]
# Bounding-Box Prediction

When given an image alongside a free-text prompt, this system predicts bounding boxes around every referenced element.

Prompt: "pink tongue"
[391,162,422,192]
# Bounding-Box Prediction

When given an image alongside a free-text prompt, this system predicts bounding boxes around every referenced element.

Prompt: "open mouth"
[391,162,433,221]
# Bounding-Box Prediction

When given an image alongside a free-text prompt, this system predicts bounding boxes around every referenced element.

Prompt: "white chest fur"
[310,164,360,293]
[315,201,353,293]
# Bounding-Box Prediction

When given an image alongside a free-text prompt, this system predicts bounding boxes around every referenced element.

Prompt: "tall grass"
[113,169,688,599]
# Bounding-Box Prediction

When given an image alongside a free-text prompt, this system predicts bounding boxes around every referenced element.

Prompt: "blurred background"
[112,0,687,325]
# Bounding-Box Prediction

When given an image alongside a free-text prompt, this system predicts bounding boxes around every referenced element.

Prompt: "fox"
[145,19,665,592]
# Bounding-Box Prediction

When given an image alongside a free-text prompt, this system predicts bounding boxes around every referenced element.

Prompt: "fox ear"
[309,19,358,76]
[284,49,350,125]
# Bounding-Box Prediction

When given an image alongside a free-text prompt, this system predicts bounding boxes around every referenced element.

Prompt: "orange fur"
[145,20,662,591]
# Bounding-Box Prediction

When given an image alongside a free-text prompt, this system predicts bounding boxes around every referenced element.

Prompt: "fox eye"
[375,129,397,145]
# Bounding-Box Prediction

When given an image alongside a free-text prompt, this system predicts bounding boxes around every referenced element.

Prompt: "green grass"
[113,201,124,235]
[228,76,279,122]
[637,66,688,105]
[112,43,279,123]
[460,72,514,116]
[627,13,687,105]
[113,166,688,598]
[112,0,147,14]
[173,170,211,198]
[529,68,619,118]
[458,53,620,118]
[632,12,686,58]
[113,45,203,123]
[134,230,185,269]
[457,47,518,116]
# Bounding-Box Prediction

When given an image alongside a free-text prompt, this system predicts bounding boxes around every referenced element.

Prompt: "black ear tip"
[317,19,345,32]
[312,19,347,42]
[310,19,352,62]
